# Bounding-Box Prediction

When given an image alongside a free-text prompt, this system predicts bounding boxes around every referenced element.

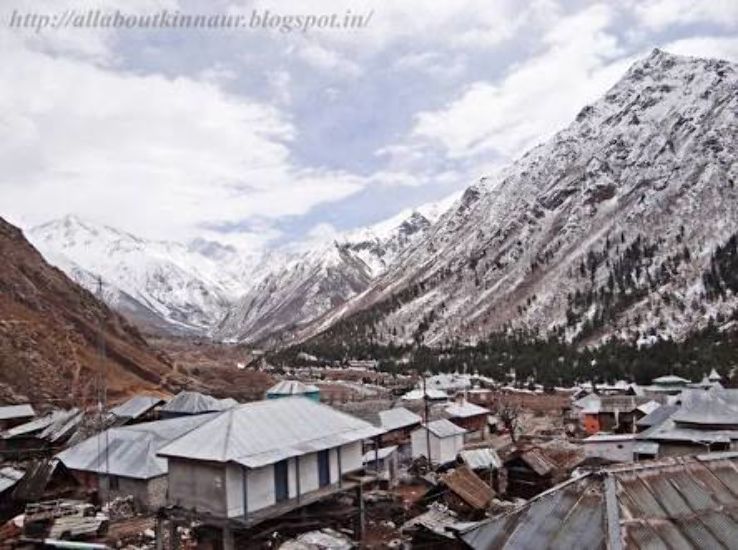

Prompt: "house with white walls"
[411,419,466,465]
[157,397,383,526]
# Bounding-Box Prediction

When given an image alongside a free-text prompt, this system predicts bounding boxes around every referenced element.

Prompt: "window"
[108,475,119,490]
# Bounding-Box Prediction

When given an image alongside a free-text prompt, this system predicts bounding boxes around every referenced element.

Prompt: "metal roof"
[378,407,421,431]
[652,375,691,385]
[401,388,449,401]
[636,404,679,428]
[2,408,82,442]
[109,395,165,420]
[633,441,659,455]
[445,401,489,419]
[363,445,397,463]
[0,466,24,493]
[461,452,738,550]
[0,404,35,421]
[459,448,502,470]
[518,449,557,476]
[440,466,493,510]
[159,391,237,415]
[266,380,320,395]
[636,400,661,416]
[672,398,738,426]
[417,419,467,439]
[158,398,384,468]
[56,413,216,480]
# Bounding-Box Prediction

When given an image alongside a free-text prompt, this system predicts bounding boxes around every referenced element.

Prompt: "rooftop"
[0,404,35,421]
[266,380,320,395]
[418,419,467,438]
[57,413,216,479]
[109,394,165,420]
[461,452,738,549]
[444,400,489,418]
[159,391,237,415]
[378,407,422,431]
[158,398,383,468]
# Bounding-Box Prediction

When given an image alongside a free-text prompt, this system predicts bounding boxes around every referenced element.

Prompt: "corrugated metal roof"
[378,407,421,431]
[462,453,738,550]
[363,445,397,463]
[418,419,466,439]
[519,449,557,476]
[445,401,489,419]
[0,466,24,493]
[266,380,320,395]
[109,395,164,420]
[3,409,81,442]
[57,413,215,479]
[672,398,738,426]
[441,466,493,510]
[159,391,237,415]
[637,400,661,416]
[633,441,659,455]
[401,388,448,401]
[158,398,384,468]
[0,404,35,421]
[636,405,679,428]
[459,448,502,470]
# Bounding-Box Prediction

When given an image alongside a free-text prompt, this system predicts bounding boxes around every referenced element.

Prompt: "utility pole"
[96,277,110,506]
[423,374,431,465]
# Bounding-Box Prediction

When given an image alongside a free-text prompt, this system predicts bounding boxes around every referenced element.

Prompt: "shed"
[503,449,557,499]
[411,419,466,465]
[109,395,165,425]
[376,407,422,453]
[445,400,490,441]
[362,445,399,486]
[439,466,493,513]
[582,433,636,463]
[265,380,320,402]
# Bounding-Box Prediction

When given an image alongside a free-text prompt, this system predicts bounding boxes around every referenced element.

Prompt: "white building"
[582,433,636,463]
[411,419,466,465]
[157,398,383,522]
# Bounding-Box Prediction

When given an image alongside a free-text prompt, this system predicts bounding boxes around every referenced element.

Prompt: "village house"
[56,413,215,511]
[410,419,466,465]
[376,407,422,457]
[0,404,35,431]
[0,409,83,458]
[502,448,558,500]
[582,433,636,463]
[444,398,490,441]
[573,394,654,435]
[157,398,383,530]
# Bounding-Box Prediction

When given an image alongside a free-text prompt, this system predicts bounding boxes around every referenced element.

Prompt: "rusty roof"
[461,452,738,549]
[440,465,493,510]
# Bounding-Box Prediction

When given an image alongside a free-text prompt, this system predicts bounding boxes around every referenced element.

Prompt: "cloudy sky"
[1,0,737,253]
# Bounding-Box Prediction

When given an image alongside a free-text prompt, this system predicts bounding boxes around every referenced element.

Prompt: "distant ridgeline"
[271,310,738,388]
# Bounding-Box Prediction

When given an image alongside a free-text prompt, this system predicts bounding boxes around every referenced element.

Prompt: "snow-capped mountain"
[28,216,255,334]
[215,195,457,344]
[297,50,738,347]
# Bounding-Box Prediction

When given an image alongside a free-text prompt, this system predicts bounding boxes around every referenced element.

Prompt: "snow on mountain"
[215,194,458,344]
[297,49,738,347]
[27,216,254,334]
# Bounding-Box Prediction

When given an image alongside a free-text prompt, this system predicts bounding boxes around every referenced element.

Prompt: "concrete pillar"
[154,517,164,550]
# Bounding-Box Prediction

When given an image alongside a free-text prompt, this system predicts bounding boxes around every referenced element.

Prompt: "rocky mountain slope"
[215,198,456,345]
[28,216,255,335]
[297,50,738,348]
[0,217,174,403]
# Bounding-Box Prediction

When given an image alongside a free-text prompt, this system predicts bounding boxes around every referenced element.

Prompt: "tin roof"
[418,419,467,438]
[159,391,237,415]
[672,398,738,426]
[401,388,449,401]
[0,466,24,493]
[109,395,165,420]
[0,404,35,421]
[378,407,422,431]
[445,401,489,419]
[57,413,216,480]
[158,398,384,468]
[459,448,502,470]
[266,380,320,395]
[461,452,738,549]
[440,466,493,510]
[3,408,82,443]
[518,449,557,476]
[636,404,679,428]
[362,445,397,463]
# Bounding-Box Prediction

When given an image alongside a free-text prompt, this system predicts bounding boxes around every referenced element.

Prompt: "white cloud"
[0,32,364,246]
[406,5,631,160]
[633,0,738,30]
[663,36,738,61]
